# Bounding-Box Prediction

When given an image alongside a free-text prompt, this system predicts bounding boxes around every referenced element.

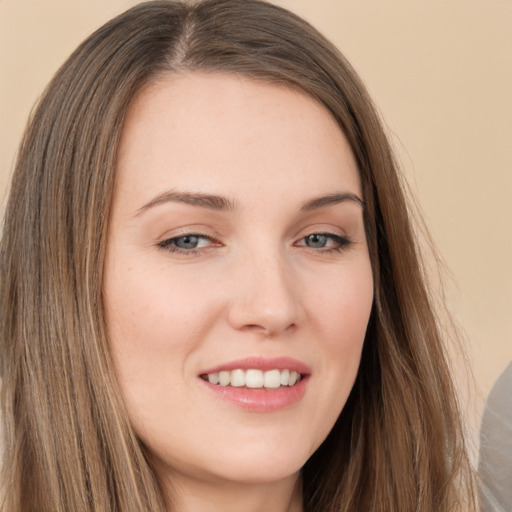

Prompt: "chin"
[216,454,304,485]
[151,434,311,487]
[213,429,316,482]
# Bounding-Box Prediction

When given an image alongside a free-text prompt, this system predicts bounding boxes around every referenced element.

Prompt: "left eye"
[297,233,350,250]
[304,234,330,248]
[158,234,212,251]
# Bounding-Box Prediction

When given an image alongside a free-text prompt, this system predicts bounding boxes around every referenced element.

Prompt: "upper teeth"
[205,369,301,389]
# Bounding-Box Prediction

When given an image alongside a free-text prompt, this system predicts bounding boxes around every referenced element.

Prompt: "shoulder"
[479,362,512,512]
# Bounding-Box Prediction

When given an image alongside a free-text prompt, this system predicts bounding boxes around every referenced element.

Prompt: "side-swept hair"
[0,1,475,510]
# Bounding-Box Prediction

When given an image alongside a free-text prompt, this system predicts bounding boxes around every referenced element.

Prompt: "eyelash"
[157,232,352,256]
[157,233,216,256]
[296,233,352,252]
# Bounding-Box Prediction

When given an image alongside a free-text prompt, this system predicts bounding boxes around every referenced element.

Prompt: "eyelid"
[158,233,209,247]
[291,221,354,254]
[155,223,353,257]
[295,232,351,248]
[157,231,222,255]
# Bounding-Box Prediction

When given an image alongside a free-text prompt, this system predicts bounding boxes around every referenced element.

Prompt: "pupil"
[307,234,327,248]
[176,235,199,249]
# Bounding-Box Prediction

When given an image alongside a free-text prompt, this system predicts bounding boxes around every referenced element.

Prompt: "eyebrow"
[136,190,235,215]
[136,190,364,216]
[299,192,364,212]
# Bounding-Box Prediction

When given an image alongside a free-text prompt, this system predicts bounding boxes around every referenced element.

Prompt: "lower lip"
[199,377,309,412]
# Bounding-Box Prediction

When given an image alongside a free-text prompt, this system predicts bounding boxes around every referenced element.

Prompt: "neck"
[161,470,303,512]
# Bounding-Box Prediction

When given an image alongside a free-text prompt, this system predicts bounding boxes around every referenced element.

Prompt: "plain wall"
[1,0,511,441]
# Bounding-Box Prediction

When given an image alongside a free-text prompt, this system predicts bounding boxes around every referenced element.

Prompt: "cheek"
[106,260,218,340]
[301,261,373,435]
[103,263,227,445]
[103,261,224,395]
[306,261,374,348]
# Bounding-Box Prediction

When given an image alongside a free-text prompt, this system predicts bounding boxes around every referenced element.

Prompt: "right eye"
[158,234,214,253]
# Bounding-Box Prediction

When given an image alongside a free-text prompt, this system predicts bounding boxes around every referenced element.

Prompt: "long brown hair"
[0,1,476,510]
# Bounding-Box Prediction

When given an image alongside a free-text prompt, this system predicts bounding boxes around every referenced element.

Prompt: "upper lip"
[200,356,311,375]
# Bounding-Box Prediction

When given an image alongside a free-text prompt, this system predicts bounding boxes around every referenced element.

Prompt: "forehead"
[115,72,361,210]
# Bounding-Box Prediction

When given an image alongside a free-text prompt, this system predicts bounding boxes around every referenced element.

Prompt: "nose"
[227,248,301,337]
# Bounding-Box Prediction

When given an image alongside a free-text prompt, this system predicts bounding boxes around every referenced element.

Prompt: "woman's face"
[104,73,373,489]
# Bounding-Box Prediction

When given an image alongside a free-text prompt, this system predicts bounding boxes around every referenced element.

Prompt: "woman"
[0,1,476,511]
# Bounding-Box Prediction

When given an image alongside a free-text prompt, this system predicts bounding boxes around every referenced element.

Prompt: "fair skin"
[103,73,374,512]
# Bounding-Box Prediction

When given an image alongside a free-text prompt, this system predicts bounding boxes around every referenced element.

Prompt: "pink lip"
[200,356,311,375]
[198,357,311,412]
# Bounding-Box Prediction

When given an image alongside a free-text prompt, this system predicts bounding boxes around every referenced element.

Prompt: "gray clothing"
[479,362,512,512]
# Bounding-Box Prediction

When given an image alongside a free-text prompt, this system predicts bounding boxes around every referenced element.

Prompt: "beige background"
[1,0,511,441]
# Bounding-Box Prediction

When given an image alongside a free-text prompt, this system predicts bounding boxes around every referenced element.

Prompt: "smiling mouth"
[200,369,303,389]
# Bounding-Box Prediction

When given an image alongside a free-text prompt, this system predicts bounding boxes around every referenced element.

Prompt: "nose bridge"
[228,240,299,336]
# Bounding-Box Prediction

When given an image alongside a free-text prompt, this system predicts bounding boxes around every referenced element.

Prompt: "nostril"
[238,321,297,337]
[226,261,301,335]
